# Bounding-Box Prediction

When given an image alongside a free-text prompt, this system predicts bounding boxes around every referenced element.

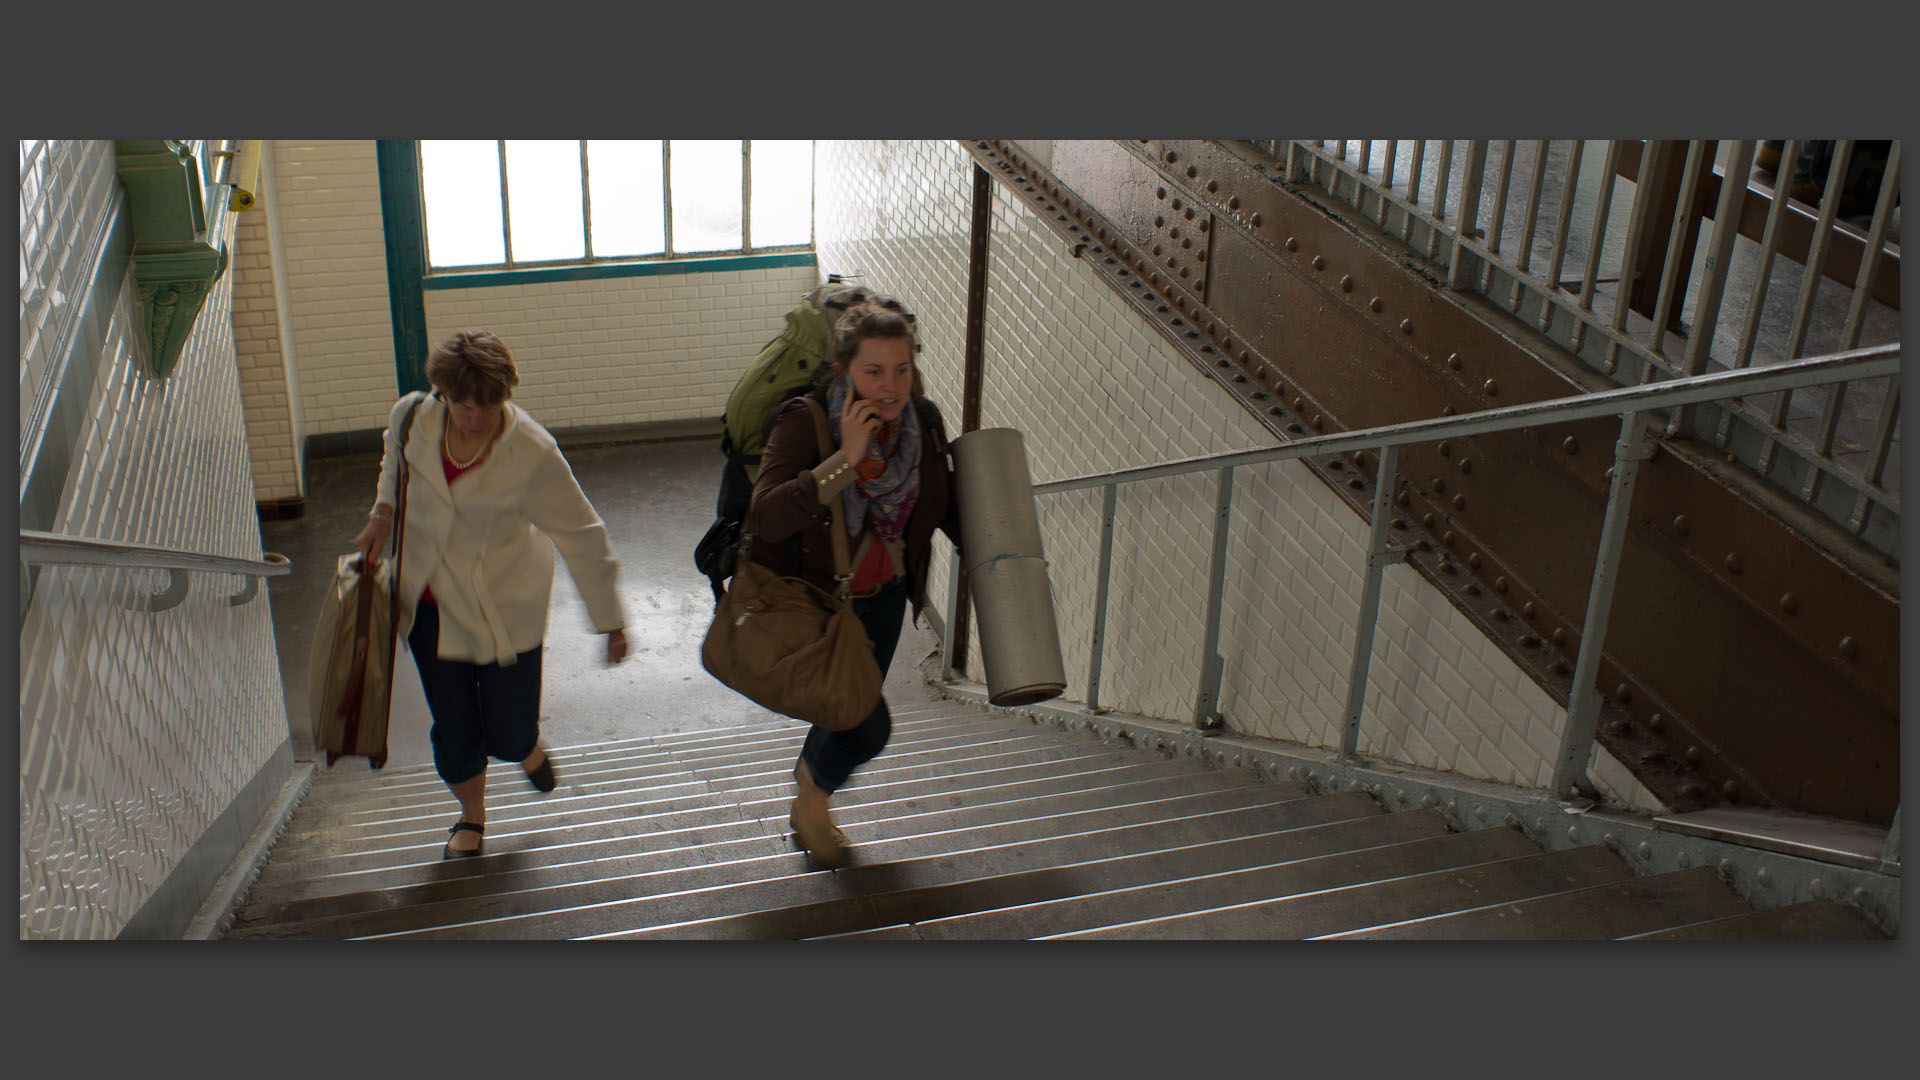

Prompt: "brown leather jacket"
[745,392,961,621]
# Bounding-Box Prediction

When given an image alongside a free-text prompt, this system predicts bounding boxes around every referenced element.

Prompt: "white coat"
[372,392,626,666]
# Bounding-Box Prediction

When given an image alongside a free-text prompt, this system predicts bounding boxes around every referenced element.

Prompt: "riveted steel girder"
[963,139,1898,825]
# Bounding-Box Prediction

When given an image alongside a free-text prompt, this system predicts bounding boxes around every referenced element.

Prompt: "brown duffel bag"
[309,554,397,766]
[701,398,882,731]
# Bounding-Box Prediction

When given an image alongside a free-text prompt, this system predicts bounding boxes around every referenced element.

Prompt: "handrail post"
[1087,482,1118,712]
[1550,411,1655,799]
[1193,467,1234,730]
[940,543,962,684]
[1339,444,1404,761]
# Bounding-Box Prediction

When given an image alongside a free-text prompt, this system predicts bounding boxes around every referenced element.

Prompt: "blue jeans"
[798,577,909,795]
[407,601,544,786]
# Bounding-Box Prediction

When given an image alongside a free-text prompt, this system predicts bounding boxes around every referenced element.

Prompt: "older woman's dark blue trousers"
[407,601,544,786]
[799,577,908,794]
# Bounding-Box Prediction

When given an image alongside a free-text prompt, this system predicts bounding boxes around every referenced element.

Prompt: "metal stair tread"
[1619,899,1889,940]
[1321,865,1753,940]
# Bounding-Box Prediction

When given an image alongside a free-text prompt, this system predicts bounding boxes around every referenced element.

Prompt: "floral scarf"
[825,377,922,542]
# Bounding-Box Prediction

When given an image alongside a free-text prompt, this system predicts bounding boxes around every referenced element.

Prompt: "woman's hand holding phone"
[839,395,882,463]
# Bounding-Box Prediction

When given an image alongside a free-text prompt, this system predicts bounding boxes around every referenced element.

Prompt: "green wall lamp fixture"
[113,140,230,378]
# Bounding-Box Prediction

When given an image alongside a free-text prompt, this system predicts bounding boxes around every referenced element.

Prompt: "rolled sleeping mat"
[953,427,1066,707]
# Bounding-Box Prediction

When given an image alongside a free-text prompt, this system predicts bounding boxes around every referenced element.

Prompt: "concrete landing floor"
[260,427,948,780]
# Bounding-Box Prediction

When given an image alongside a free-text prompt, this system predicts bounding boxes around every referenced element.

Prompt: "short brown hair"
[425,331,521,406]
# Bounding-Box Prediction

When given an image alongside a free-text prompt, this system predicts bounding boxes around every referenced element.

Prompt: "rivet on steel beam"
[1604,467,1614,482]
[1339,274,1353,292]
[1440,561,1457,575]
[1250,213,1262,226]
[1156,216,1166,228]
[1312,255,1326,270]
[1672,514,1689,535]
[1417,539,1433,551]
[1522,601,1536,619]
[1446,353,1462,370]
[1551,660,1570,675]
[1228,196,1240,210]
[1684,745,1702,765]
[1392,518,1407,529]
[1441,404,1457,416]
[1491,608,1509,621]
[1648,713,1665,732]
[1520,633,1541,647]
[1614,683,1631,703]
[1179,267,1190,278]
[1438,441,1451,457]
[1676,850,1691,868]
[1494,576,1508,593]
[1463,583,1481,597]
[1369,296,1382,312]
[1567,826,1580,841]
[1165,151,1179,164]
[1288,423,1304,434]
[1757,867,1772,887]
[1838,636,1858,659]
[1312,414,1324,430]
[1638,842,1653,860]
[1157,187,1168,200]
[1452,494,1466,511]
[1810,878,1825,899]
[1681,782,1704,799]
[1606,718,1628,736]
[1564,436,1579,454]
[1421,513,1436,527]
[1722,781,1739,800]
[1484,379,1499,396]
[1640,750,1662,765]
[1442,531,1456,547]
[1187,165,1199,179]
[1552,628,1567,646]
[1476,807,1488,822]
[1724,552,1743,574]
[1353,451,1368,468]
[1396,490,1411,507]
[1457,458,1472,475]
[1466,553,1481,570]
[1433,477,1447,493]
[1780,593,1798,615]
[1400,319,1414,334]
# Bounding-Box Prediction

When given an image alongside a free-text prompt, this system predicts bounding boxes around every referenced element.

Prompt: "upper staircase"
[223,702,1888,941]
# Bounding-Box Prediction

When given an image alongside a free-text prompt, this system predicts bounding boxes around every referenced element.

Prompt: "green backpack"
[695,277,876,598]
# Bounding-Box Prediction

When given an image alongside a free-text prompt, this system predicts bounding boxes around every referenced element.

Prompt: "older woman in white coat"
[353,330,629,858]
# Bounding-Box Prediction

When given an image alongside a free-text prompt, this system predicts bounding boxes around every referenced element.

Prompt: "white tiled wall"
[423,264,819,428]
[817,140,1662,810]
[18,141,291,938]
[232,206,301,500]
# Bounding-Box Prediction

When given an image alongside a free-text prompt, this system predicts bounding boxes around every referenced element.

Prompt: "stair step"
[229,774,1320,939]
[827,822,1546,940]
[241,747,1253,901]
[1049,842,1635,939]
[1621,900,1888,940]
[1322,865,1751,939]
[630,807,1463,940]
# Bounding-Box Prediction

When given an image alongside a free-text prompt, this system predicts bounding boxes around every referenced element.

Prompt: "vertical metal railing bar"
[1863,375,1900,487]
[1404,141,1427,243]
[1447,142,1488,289]
[1719,139,1804,449]
[1840,142,1901,352]
[1429,140,1457,260]
[941,544,962,684]
[1485,140,1517,297]
[1571,141,1623,353]
[1192,467,1235,730]
[1541,140,1585,334]
[1671,140,1756,437]
[1382,139,1399,191]
[1602,140,1669,379]
[1086,482,1119,712]
[1647,140,1710,366]
[1549,411,1655,799]
[1763,140,1855,479]
[1338,443,1402,762]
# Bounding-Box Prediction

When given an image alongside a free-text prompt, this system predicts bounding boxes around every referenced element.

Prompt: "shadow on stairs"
[224,702,1887,941]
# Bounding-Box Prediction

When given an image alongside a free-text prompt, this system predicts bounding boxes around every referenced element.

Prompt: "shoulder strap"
[800,397,854,602]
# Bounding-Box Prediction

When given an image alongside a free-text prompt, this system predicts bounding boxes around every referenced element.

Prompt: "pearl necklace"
[444,417,495,469]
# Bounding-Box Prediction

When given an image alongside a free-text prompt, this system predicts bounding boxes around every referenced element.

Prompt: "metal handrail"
[953,342,1899,806]
[19,529,291,613]
[1035,344,1899,496]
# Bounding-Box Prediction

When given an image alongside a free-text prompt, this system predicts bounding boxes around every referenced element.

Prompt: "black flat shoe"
[524,751,557,793]
[442,820,484,859]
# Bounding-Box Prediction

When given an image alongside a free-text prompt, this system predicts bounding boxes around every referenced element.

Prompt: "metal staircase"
[222,701,1886,941]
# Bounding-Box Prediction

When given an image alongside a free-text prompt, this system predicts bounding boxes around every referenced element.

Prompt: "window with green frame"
[417,140,814,271]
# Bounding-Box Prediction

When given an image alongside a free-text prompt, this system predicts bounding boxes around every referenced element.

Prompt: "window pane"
[504,140,584,263]
[669,140,742,254]
[750,140,813,249]
[420,140,505,268]
[588,140,665,257]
